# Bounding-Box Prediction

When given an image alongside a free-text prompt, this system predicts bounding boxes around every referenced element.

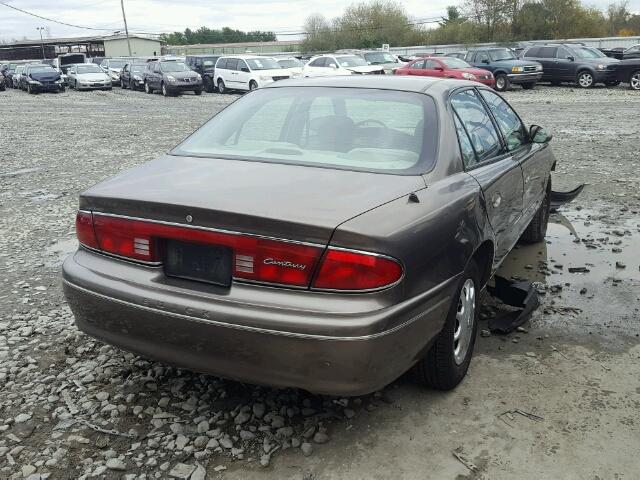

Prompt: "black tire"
[630,70,640,90]
[520,178,551,243]
[161,82,169,97]
[130,79,135,90]
[59,86,65,93]
[576,70,594,88]
[203,76,215,93]
[27,84,33,94]
[121,79,126,89]
[411,260,481,390]
[494,73,509,91]
[249,80,258,91]
[194,88,202,95]
[522,82,536,90]
[217,79,226,94]
[144,82,153,94]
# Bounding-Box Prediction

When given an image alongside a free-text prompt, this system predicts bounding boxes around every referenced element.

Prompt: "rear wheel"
[520,178,551,243]
[144,82,152,94]
[522,82,535,90]
[411,260,480,390]
[217,79,226,94]
[629,70,640,90]
[161,82,169,96]
[494,74,509,91]
[576,70,594,88]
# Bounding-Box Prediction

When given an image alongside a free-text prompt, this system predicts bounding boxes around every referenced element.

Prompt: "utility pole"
[36,27,45,59]
[120,0,132,56]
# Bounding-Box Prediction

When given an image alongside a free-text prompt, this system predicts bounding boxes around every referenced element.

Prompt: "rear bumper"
[506,72,542,84]
[62,249,455,396]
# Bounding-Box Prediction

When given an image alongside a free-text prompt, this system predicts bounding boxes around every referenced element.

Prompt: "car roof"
[219,54,271,59]
[263,75,478,94]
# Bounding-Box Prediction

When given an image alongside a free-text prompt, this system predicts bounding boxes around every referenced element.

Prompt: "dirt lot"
[0,84,639,480]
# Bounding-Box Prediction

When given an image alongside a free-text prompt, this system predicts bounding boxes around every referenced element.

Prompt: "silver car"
[68,63,112,91]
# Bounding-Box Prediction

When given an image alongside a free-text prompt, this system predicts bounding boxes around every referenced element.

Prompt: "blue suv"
[465,47,543,91]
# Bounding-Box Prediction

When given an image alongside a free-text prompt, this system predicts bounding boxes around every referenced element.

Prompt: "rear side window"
[226,59,239,71]
[475,52,489,63]
[451,89,502,162]
[217,58,228,69]
[425,60,440,69]
[172,86,438,174]
[538,47,558,58]
[525,47,540,57]
[453,113,477,168]
[480,90,527,151]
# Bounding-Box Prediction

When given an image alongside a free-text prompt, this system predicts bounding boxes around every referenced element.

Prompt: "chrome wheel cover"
[453,278,476,365]
[631,73,640,90]
[578,73,593,87]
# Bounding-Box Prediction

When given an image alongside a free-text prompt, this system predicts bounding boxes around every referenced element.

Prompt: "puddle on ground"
[44,237,78,267]
[495,208,640,341]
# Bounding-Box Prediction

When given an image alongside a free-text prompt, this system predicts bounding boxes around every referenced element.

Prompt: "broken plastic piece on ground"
[487,276,540,334]
[550,184,585,212]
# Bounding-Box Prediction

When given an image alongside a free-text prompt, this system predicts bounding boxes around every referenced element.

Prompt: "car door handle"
[492,194,502,208]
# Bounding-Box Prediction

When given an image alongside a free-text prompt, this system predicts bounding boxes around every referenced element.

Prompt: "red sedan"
[395,57,495,88]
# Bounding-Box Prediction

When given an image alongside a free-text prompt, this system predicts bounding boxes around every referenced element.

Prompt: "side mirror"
[567,56,575,62]
[530,125,552,143]
[434,66,444,71]
[482,59,490,64]
[240,67,250,73]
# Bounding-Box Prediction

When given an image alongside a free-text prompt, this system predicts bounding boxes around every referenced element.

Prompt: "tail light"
[75,211,403,291]
[312,249,403,291]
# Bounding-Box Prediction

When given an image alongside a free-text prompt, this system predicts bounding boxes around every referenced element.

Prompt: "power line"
[0,0,115,31]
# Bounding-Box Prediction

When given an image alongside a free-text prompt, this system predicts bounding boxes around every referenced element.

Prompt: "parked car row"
[1,63,65,93]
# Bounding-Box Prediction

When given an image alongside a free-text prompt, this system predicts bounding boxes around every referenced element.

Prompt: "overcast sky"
[1,0,639,42]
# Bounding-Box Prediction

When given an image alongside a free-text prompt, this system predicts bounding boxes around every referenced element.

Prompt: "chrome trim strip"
[64,278,453,341]
[90,211,326,249]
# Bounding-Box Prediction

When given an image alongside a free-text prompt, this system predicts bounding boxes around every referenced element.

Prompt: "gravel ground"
[0,84,639,480]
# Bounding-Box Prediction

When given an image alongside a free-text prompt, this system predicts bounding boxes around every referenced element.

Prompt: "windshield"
[245,58,280,70]
[441,57,472,69]
[363,52,397,64]
[77,64,103,74]
[202,59,217,67]
[108,60,127,68]
[277,59,303,68]
[29,66,54,73]
[573,47,605,58]
[489,49,517,61]
[160,62,189,72]
[172,87,437,174]
[336,56,368,67]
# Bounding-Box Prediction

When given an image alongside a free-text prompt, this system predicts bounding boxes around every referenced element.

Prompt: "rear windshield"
[172,87,437,174]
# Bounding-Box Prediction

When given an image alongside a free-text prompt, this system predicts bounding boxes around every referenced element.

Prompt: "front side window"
[538,47,558,58]
[309,58,325,67]
[451,89,502,162]
[226,59,239,71]
[410,60,425,69]
[480,90,527,151]
[573,47,605,58]
[475,52,490,63]
[425,60,441,69]
[172,87,437,174]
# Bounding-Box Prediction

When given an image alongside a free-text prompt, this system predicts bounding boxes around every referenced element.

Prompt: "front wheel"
[520,179,551,243]
[494,74,509,92]
[521,82,536,90]
[628,70,640,90]
[576,71,594,88]
[194,88,202,95]
[161,83,170,96]
[411,260,480,390]
[203,77,215,93]
[144,82,152,94]
[249,80,258,91]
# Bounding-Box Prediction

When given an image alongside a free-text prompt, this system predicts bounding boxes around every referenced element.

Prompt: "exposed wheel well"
[469,241,494,289]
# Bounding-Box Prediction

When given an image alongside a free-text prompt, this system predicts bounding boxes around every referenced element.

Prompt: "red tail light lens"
[75,211,99,249]
[79,212,323,287]
[312,249,403,291]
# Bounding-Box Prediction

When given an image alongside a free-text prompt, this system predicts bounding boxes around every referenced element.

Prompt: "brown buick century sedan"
[63,76,555,395]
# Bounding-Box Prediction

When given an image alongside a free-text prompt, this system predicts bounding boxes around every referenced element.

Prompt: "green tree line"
[302,0,640,52]
[159,27,276,45]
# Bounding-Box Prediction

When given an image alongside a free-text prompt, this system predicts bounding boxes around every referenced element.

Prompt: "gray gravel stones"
[105,458,127,471]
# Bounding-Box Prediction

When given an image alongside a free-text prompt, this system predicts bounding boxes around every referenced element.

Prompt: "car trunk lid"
[80,154,425,245]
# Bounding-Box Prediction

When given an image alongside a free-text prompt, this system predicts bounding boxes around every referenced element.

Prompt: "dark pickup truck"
[465,47,543,91]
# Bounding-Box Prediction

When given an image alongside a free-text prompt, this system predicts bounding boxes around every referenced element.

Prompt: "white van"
[214,55,290,93]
